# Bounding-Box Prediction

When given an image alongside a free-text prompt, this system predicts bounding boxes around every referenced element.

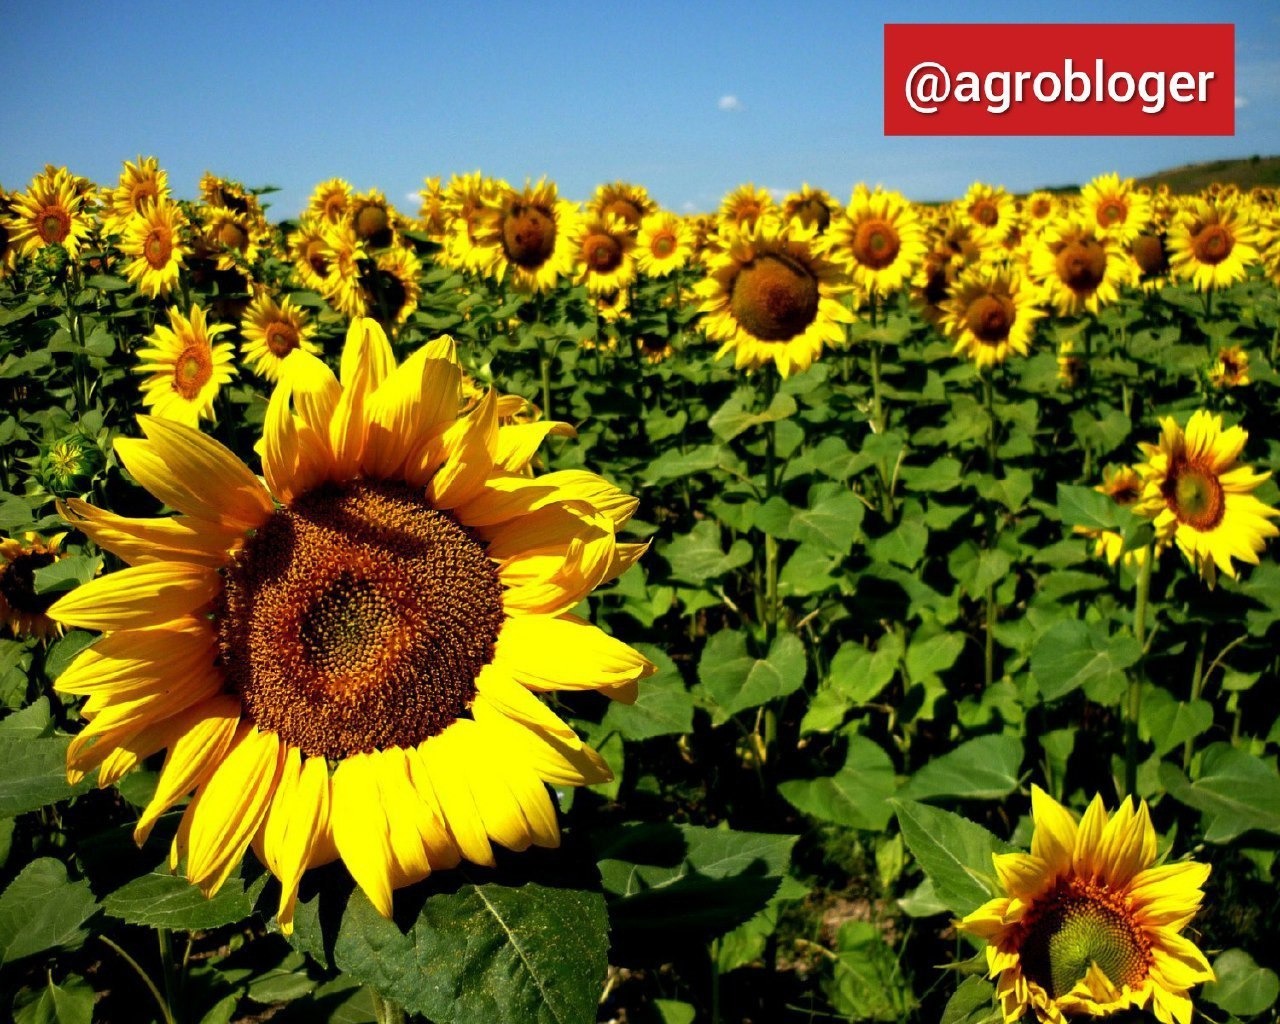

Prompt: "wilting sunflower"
[960,182,1017,246]
[828,184,927,299]
[103,157,171,236]
[1029,216,1135,316]
[120,200,189,298]
[50,318,652,930]
[1208,345,1250,389]
[1076,465,1153,568]
[307,178,353,226]
[782,184,838,233]
[590,181,656,230]
[719,183,777,231]
[939,266,1044,370]
[635,212,692,277]
[1079,172,1152,245]
[240,293,320,381]
[1,532,68,640]
[472,179,578,293]
[572,213,636,294]
[1134,409,1279,584]
[6,166,94,260]
[134,305,237,427]
[959,786,1213,1024]
[1166,197,1261,292]
[696,218,853,379]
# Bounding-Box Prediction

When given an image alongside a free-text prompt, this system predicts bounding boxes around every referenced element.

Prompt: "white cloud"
[1235,94,1248,109]
[405,191,422,206]
[718,94,742,112]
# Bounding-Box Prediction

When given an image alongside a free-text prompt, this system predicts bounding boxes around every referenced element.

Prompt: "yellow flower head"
[635,212,692,277]
[0,532,68,640]
[1167,196,1261,292]
[1208,345,1250,389]
[134,304,237,427]
[472,179,579,293]
[939,265,1044,370]
[590,181,656,230]
[120,199,189,298]
[7,166,94,260]
[307,178,353,225]
[239,292,321,381]
[828,184,928,299]
[103,157,171,236]
[1029,215,1135,316]
[572,213,637,295]
[1079,172,1152,245]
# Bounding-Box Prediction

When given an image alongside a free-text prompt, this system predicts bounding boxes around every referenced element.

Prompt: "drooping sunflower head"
[1056,337,1086,390]
[719,183,778,231]
[349,189,399,249]
[134,304,237,427]
[307,178,353,225]
[1167,196,1262,292]
[1130,231,1171,292]
[49,318,653,930]
[782,184,838,233]
[635,212,692,278]
[938,265,1044,370]
[199,172,262,220]
[910,215,990,322]
[103,156,171,236]
[572,212,637,294]
[357,244,422,327]
[636,334,674,364]
[1029,215,1135,316]
[0,532,68,640]
[1080,172,1152,245]
[1135,409,1280,585]
[960,786,1214,1024]
[288,217,333,292]
[1208,345,1250,389]
[474,179,579,293]
[120,199,189,298]
[240,292,321,381]
[7,166,95,261]
[694,218,853,379]
[316,221,369,319]
[590,181,656,229]
[829,184,927,298]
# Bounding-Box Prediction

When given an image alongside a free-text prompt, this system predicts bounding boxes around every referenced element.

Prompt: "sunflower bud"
[39,433,103,497]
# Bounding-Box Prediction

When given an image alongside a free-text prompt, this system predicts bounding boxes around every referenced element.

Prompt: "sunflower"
[572,213,636,294]
[103,157,171,236]
[439,172,507,275]
[240,293,321,381]
[200,205,265,275]
[1076,465,1153,568]
[134,305,237,427]
[1166,197,1261,292]
[349,189,398,248]
[1133,410,1280,584]
[1020,192,1060,236]
[6,166,94,260]
[635,212,692,277]
[1079,173,1152,245]
[472,179,578,293]
[417,176,448,241]
[317,221,368,319]
[1208,345,1250,389]
[828,184,927,299]
[0,532,68,640]
[590,181,656,230]
[307,178,353,225]
[939,266,1044,370]
[636,334,673,364]
[593,288,629,323]
[50,318,652,930]
[1056,338,1085,390]
[960,182,1017,246]
[695,218,853,379]
[0,190,18,279]
[911,217,989,323]
[782,184,838,233]
[120,200,189,298]
[719,184,777,231]
[200,172,262,220]
[1029,216,1135,316]
[289,217,335,293]
[1130,232,1171,293]
[959,786,1213,1024]
[357,245,422,327]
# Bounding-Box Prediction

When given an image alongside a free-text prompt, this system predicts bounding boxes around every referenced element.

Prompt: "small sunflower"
[1020,192,1060,236]
[636,334,673,364]
[828,184,927,299]
[349,189,398,248]
[240,293,321,381]
[695,218,853,379]
[1029,216,1135,316]
[939,266,1044,370]
[358,245,422,327]
[960,182,1017,246]
[590,181,656,230]
[103,157,171,236]
[572,213,636,294]
[439,172,507,275]
[200,205,265,275]
[120,200,189,298]
[0,532,68,640]
[1056,338,1086,391]
[719,184,777,231]
[959,786,1213,1024]
[593,288,629,323]
[318,222,369,319]
[200,173,262,220]
[782,184,838,233]
[1080,173,1152,245]
[1076,465,1154,568]
[1167,197,1261,292]
[7,166,94,260]
[1208,345,1250,389]
[134,305,237,427]
[289,217,334,293]
[473,179,578,293]
[307,178,353,225]
[635,212,692,277]
[51,318,652,931]
[1135,409,1280,584]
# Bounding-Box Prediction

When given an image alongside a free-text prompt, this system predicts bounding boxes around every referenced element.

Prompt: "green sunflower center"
[851,219,901,270]
[583,232,623,273]
[965,293,1014,344]
[1019,880,1150,999]
[1191,224,1233,265]
[1055,239,1107,294]
[38,206,71,244]
[0,551,58,616]
[1132,234,1168,276]
[729,252,820,342]
[1165,460,1225,531]
[218,480,505,758]
[503,205,557,269]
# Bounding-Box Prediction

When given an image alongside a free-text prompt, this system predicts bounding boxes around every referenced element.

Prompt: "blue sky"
[3,0,1277,218]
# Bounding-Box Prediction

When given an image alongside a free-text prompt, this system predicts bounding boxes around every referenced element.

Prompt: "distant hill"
[1134,155,1280,193]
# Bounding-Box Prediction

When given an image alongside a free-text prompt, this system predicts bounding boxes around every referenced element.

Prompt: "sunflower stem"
[1125,542,1155,797]
[369,988,407,1024]
[983,369,998,687]
[158,927,181,1022]
[762,371,780,642]
[1181,627,1208,772]
[99,935,176,1024]
[710,938,722,1024]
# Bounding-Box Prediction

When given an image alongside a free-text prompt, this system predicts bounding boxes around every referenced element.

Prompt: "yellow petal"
[56,616,215,696]
[473,663,581,745]
[424,390,499,509]
[48,562,222,630]
[331,752,395,917]
[261,750,331,934]
[1029,785,1077,877]
[471,695,612,786]
[361,350,462,480]
[417,725,495,867]
[493,614,655,694]
[494,421,575,473]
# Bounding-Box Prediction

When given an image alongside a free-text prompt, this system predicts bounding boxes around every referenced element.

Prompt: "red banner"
[884,23,1234,136]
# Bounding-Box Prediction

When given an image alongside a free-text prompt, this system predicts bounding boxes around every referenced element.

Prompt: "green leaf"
[0,701,87,817]
[900,735,1024,802]
[103,869,262,931]
[1055,483,1135,532]
[787,487,866,555]
[42,631,97,682]
[868,518,929,569]
[0,859,98,965]
[13,973,95,1024]
[314,879,609,1024]
[696,631,807,726]
[948,544,1012,599]
[892,801,1014,916]
[940,977,1001,1024]
[1030,620,1141,704]
[1202,948,1280,1017]
[905,632,965,681]
[715,875,808,974]
[1159,744,1280,842]
[32,555,102,596]
[824,920,915,1022]
[708,388,796,441]
[825,632,904,706]
[661,521,752,584]
[601,645,692,740]
[1139,690,1213,758]
[779,735,898,830]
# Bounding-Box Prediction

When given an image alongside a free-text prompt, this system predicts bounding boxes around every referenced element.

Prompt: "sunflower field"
[1,161,1280,1024]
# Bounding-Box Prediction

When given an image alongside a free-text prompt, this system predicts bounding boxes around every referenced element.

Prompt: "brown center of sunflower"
[603,198,643,226]
[38,205,71,244]
[964,293,1015,344]
[1132,234,1168,276]
[729,252,820,341]
[851,219,901,270]
[651,232,676,258]
[144,228,173,269]
[583,232,622,273]
[1191,223,1234,265]
[130,181,158,208]
[1055,239,1107,294]
[503,205,557,268]
[1030,197,1052,219]
[303,240,329,276]
[264,320,300,357]
[1163,458,1225,531]
[217,219,249,252]
[970,199,999,227]
[173,346,212,399]
[354,204,392,246]
[1097,200,1127,228]
[1218,352,1243,380]
[217,480,505,758]
[0,551,58,616]
[1017,876,1151,998]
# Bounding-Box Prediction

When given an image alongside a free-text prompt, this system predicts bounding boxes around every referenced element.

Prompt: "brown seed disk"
[0,552,58,615]
[851,219,901,270]
[264,320,300,357]
[1055,239,1107,293]
[1132,234,1168,276]
[583,232,622,273]
[1164,458,1226,531]
[173,346,212,399]
[1191,223,1234,265]
[39,206,71,244]
[503,205,557,268]
[729,252,820,341]
[964,293,1014,344]
[144,228,173,269]
[217,480,505,758]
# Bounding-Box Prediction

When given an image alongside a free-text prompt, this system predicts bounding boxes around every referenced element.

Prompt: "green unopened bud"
[39,433,103,496]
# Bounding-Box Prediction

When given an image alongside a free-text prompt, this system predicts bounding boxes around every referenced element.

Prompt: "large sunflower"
[938,265,1044,370]
[134,305,237,427]
[1134,409,1279,585]
[7,166,94,260]
[695,218,853,378]
[1029,216,1135,316]
[50,319,652,930]
[959,786,1213,1024]
[120,199,189,298]
[828,184,927,299]
[1166,197,1261,292]
[240,292,321,381]
[472,179,578,293]
[1,532,68,640]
